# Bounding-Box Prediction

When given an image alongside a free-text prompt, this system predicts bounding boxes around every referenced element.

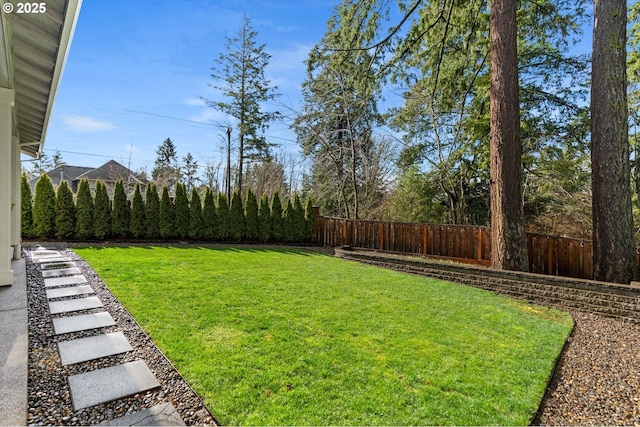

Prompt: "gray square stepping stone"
[68,360,161,410]
[44,275,87,288]
[53,312,116,335]
[49,296,103,315]
[58,332,133,365]
[33,256,72,264]
[31,250,61,258]
[46,285,94,300]
[41,267,82,278]
[97,402,185,426]
[41,261,76,270]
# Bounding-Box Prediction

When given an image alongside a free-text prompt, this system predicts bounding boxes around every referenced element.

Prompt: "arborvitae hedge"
[174,183,189,239]
[229,190,245,241]
[33,174,56,239]
[26,180,316,244]
[159,186,175,239]
[258,194,272,242]
[75,178,94,239]
[130,183,146,238]
[112,180,130,238]
[55,180,76,239]
[188,188,204,239]
[93,180,112,239]
[271,191,284,242]
[202,188,217,240]
[244,189,259,241]
[216,193,230,240]
[21,173,33,238]
[305,197,315,241]
[145,184,160,239]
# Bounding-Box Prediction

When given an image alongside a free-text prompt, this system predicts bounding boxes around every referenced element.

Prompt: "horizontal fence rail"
[315,216,640,280]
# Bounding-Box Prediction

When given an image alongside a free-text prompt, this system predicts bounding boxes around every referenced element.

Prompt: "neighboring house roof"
[29,165,94,187]
[76,160,148,184]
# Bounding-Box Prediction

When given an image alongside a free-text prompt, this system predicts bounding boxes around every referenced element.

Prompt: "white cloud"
[62,115,116,132]
[183,97,206,107]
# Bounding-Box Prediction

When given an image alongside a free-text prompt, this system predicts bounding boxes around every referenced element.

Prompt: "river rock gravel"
[26,248,218,426]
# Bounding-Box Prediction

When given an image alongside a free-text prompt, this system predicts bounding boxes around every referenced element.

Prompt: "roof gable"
[76,160,148,184]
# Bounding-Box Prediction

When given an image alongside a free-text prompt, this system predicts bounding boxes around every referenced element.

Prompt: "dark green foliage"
[271,192,284,242]
[216,193,230,240]
[291,194,307,242]
[189,188,204,240]
[112,180,130,238]
[55,180,76,239]
[75,178,94,239]
[305,197,316,242]
[202,188,218,240]
[229,190,245,241]
[21,173,33,238]
[145,184,160,239]
[283,199,295,242]
[93,180,112,239]
[159,186,175,239]
[130,183,146,238]
[174,183,190,239]
[244,189,259,241]
[258,194,272,242]
[33,174,56,239]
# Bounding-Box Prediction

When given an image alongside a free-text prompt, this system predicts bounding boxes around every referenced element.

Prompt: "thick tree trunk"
[489,0,528,271]
[591,0,637,284]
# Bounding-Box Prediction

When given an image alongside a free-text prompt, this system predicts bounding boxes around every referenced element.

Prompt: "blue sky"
[37,0,598,179]
[39,0,342,175]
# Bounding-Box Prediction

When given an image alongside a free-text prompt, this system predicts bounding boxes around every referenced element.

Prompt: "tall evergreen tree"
[305,197,316,242]
[21,173,33,238]
[202,187,218,240]
[271,191,284,242]
[244,189,259,241]
[130,183,146,238]
[258,194,272,242]
[145,183,160,239]
[283,199,295,242]
[112,180,130,238]
[291,193,306,242]
[93,180,112,239]
[590,0,636,283]
[229,190,245,241]
[159,186,175,239]
[189,188,204,239]
[75,178,94,239]
[152,138,180,189]
[203,14,281,194]
[174,183,190,239]
[216,193,230,240]
[55,180,76,239]
[32,174,56,239]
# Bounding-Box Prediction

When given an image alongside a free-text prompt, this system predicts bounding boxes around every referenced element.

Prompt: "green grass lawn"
[73,246,573,426]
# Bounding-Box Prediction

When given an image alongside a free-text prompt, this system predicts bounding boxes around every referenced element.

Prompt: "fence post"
[477,229,483,261]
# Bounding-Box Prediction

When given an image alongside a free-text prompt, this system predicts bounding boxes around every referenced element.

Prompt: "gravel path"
[26,249,217,426]
[534,311,640,425]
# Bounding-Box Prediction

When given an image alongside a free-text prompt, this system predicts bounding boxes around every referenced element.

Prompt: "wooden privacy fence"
[315,216,640,280]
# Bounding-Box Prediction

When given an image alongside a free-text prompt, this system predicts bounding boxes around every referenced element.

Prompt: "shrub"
[145,184,160,239]
[189,188,204,240]
[159,186,175,239]
[55,180,76,239]
[271,191,284,242]
[305,197,316,242]
[216,193,230,241]
[93,180,112,239]
[75,178,94,239]
[244,189,259,241]
[292,193,307,242]
[202,187,217,240]
[33,174,56,239]
[130,183,146,238]
[283,198,295,242]
[21,173,33,238]
[112,180,130,238]
[258,194,272,242]
[229,190,245,241]
[174,183,190,239]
